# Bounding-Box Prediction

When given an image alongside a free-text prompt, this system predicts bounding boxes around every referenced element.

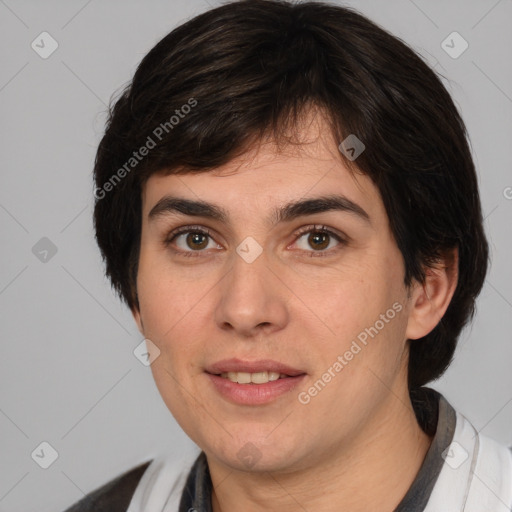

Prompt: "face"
[133,113,417,474]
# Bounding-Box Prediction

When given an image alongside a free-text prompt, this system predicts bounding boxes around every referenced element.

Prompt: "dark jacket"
[63,460,152,512]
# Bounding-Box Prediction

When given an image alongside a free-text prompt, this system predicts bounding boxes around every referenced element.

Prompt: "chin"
[205,433,309,474]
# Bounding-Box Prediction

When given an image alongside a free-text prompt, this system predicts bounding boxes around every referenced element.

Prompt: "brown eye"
[307,231,330,251]
[186,232,209,250]
[165,226,222,257]
[293,225,347,256]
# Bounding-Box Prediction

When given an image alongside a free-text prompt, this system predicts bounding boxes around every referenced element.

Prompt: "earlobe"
[405,248,459,340]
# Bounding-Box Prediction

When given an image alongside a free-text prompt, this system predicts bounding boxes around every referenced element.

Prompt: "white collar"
[424,410,512,511]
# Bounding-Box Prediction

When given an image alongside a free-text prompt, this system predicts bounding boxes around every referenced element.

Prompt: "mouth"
[205,358,306,381]
[210,370,297,384]
[204,359,307,405]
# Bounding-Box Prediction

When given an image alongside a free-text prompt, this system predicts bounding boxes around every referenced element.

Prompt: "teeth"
[249,371,268,384]
[220,371,284,384]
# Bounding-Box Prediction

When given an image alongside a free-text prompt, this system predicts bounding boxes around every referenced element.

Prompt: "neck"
[209,389,433,512]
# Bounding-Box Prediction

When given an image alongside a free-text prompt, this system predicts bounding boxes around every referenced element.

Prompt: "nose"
[214,246,289,338]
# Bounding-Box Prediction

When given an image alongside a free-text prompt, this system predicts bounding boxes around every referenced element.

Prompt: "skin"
[132,109,458,512]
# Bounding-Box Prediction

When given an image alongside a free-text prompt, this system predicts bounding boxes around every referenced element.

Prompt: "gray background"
[0,0,511,510]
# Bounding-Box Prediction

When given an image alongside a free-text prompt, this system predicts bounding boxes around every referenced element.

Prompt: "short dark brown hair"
[93,0,489,389]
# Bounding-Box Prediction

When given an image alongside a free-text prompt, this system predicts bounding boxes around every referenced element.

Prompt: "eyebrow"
[148,194,371,226]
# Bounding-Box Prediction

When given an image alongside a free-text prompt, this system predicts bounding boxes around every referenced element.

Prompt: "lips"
[205,358,307,405]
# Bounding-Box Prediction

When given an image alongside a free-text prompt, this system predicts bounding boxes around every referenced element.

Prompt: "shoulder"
[428,408,512,511]
[62,460,152,512]
[469,433,512,505]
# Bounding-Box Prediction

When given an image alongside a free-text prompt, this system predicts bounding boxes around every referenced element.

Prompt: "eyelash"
[164,224,347,258]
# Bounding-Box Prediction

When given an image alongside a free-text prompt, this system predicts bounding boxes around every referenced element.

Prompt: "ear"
[405,247,459,340]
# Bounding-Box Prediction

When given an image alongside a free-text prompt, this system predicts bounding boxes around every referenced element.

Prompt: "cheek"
[137,251,205,333]
[305,254,408,383]
[301,298,409,421]
[136,287,206,395]
[315,260,400,335]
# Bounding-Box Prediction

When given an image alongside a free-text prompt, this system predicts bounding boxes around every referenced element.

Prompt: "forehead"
[141,113,385,225]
